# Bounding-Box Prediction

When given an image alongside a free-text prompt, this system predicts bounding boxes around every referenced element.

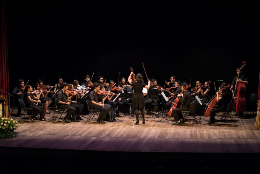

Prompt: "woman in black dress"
[24,85,45,121]
[128,72,150,125]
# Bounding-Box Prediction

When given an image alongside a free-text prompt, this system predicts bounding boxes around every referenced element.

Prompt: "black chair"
[218,102,238,124]
[85,100,100,123]
[248,93,258,114]
[18,98,34,122]
[48,108,67,122]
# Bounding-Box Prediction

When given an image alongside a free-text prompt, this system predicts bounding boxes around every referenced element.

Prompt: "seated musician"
[38,79,53,114]
[120,77,128,88]
[54,77,63,93]
[190,80,203,115]
[98,85,115,121]
[230,68,248,117]
[68,84,84,121]
[145,79,161,115]
[106,80,119,115]
[208,83,231,125]
[122,84,134,115]
[98,76,109,87]
[90,82,110,124]
[201,81,211,103]
[164,80,182,111]
[35,83,52,114]
[171,82,192,125]
[82,75,92,91]
[23,85,45,121]
[12,79,25,117]
[57,82,76,123]
[165,75,176,88]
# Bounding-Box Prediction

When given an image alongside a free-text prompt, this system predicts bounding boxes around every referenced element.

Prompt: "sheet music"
[142,88,147,94]
[161,92,169,101]
[195,95,202,105]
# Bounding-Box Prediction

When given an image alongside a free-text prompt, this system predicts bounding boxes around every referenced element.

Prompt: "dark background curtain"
[5,2,259,109]
[0,0,9,117]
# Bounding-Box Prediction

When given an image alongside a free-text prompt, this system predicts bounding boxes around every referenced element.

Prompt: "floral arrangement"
[0,117,18,139]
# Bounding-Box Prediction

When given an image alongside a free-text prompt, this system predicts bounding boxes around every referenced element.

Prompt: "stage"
[1,111,260,153]
[1,111,260,173]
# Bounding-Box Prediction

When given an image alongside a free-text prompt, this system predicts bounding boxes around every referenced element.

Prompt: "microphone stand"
[0,89,14,117]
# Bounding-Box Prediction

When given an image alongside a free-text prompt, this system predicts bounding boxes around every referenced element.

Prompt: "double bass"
[204,84,230,117]
[233,61,247,112]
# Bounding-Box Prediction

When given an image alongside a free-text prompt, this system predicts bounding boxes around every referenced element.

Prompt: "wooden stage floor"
[1,111,260,155]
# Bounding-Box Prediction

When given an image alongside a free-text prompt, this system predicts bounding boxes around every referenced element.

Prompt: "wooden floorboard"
[1,112,260,154]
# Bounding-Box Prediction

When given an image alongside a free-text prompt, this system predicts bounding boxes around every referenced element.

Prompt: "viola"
[153,85,163,90]
[111,86,121,91]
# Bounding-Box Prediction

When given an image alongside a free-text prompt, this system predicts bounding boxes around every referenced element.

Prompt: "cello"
[168,84,191,116]
[204,84,230,117]
[233,61,247,112]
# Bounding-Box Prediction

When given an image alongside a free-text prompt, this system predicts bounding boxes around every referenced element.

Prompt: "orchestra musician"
[57,82,76,123]
[208,83,231,125]
[119,77,128,88]
[171,82,192,125]
[35,83,52,114]
[54,77,63,93]
[12,79,25,117]
[90,82,110,124]
[145,79,161,116]
[201,81,211,103]
[128,72,150,125]
[98,85,115,122]
[164,80,182,111]
[230,68,248,117]
[68,84,84,121]
[24,85,45,121]
[82,75,93,90]
[165,75,176,88]
[98,76,109,87]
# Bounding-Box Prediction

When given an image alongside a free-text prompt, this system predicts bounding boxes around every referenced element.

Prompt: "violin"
[153,85,163,90]
[87,81,93,87]
[111,86,121,91]
[97,90,115,95]
[130,67,136,81]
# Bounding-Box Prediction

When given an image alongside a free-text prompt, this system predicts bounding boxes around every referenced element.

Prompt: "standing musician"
[145,79,161,115]
[230,68,248,117]
[54,77,63,93]
[90,82,110,124]
[171,82,192,125]
[128,72,150,125]
[208,83,231,125]
[57,83,76,123]
[165,75,176,88]
[12,79,25,117]
[23,85,45,121]
[164,80,182,111]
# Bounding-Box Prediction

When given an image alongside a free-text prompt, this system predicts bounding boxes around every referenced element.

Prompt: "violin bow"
[142,62,149,81]
[91,72,94,81]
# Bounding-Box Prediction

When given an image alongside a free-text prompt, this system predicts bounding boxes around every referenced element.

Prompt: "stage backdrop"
[0,0,10,118]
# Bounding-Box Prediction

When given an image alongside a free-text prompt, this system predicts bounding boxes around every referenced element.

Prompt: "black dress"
[131,81,146,109]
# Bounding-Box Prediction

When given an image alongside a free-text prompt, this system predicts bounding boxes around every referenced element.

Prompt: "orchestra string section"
[11,62,248,125]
